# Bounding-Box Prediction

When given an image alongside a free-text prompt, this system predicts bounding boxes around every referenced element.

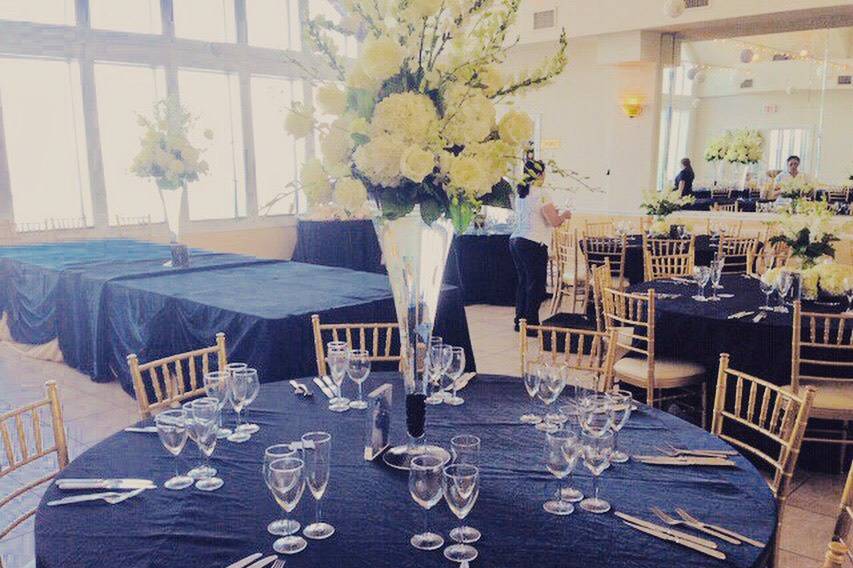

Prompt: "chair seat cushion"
[783,383,853,420]
[614,356,706,389]
[562,267,587,284]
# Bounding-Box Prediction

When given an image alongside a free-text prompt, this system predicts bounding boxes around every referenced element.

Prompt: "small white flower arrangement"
[778,176,815,200]
[704,132,731,163]
[640,187,695,219]
[770,199,840,268]
[724,129,763,165]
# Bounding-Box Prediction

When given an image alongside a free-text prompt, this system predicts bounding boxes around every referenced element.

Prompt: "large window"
[173,0,236,43]
[768,128,810,171]
[0,57,91,226]
[178,69,245,220]
[246,0,301,52]
[89,0,161,34]
[252,75,304,215]
[95,62,167,225]
[0,0,74,25]
[657,108,691,188]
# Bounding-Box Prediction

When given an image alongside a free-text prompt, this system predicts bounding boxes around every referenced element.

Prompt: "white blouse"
[510,187,553,246]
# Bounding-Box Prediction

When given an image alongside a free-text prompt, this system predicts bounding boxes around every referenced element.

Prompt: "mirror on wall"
[657,27,853,211]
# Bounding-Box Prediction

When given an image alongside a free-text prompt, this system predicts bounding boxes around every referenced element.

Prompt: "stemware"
[182,400,216,480]
[709,258,724,299]
[759,279,775,311]
[845,277,853,314]
[236,368,261,435]
[580,430,615,514]
[408,454,445,551]
[692,266,711,302]
[224,362,247,433]
[302,432,335,540]
[606,389,633,463]
[520,363,542,424]
[203,370,233,439]
[326,342,351,412]
[425,337,445,405]
[535,364,565,433]
[449,435,482,544]
[267,457,308,555]
[346,349,371,410]
[544,430,581,515]
[190,397,224,491]
[443,346,466,406]
[443,464,480,563]
[775,271,793,313]
[227,369,252,443]
[578,394,614,437]
[264,444,301,536]
[558,417,584,503]
[154,409,194,490]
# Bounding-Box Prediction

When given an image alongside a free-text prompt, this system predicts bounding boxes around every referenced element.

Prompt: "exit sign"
[764,104,779,113]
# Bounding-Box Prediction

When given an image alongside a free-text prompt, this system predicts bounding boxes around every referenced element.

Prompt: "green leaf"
[379,187,415,220]
[480,179,513,209]
[449,198,476,234]
[351,133,369,146]
[419,197,442,226]
[348,89,376,120]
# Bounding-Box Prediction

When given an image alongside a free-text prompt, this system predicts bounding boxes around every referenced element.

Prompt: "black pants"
[509,237,548,327]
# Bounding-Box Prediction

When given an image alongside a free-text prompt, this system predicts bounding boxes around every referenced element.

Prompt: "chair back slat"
[791,302,853,394]
[584,221,614,238]
[706,219,743,237]
[643,236,695,281]
[127,333,228,419]
[311,315,403,375]
[717,236,759,275]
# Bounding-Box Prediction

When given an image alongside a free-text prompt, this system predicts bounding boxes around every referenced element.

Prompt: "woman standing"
[509,160,571,333]
[675,158,695,197]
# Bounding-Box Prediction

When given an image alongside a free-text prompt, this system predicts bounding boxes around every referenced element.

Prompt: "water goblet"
[267,457,308,555]
[302,431,335,540]
[759,278,775,311]
[443,464,480,563]
[264,444,301,536]
[347,349,371,410]
[154,409,194,490]
[520,363,542,424]
[578,394,614,437]
[235,368,261,435]
[692,266,711,302]
[544,430,581,515]
[425,337,445,405]
[535,364,565,433]
[203,371,233,439]
[326,342,351,412]
[409,454,445,551]
[444,346,466,406]
[226,369,252,443]
[190,397,224,491]
[606,389,633,463]
[775,271,793,313]
[182,400,216,480]
[580,430,615,514]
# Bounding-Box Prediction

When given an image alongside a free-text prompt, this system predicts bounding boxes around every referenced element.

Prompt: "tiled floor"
[0,304,842,567]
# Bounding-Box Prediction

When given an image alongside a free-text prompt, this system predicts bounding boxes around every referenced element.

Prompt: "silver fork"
[676,508,765,548]
[650,507,741,545]
[658,442,736,458]
[271,559,285,568]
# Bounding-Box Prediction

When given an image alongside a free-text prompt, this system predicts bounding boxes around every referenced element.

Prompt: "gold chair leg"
[841,421,850,474]
[549,281,562,316]
[701,383,708,431]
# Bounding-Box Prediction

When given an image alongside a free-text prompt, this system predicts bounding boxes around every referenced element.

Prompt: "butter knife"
[615,512,718,549]
[57,479,156,490]
[622,520,727,560]
[226,553,263,568]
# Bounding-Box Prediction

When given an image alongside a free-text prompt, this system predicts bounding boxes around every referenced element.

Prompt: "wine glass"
[520,363,542,424]
[182,400,215,480]
[443,464,480,563]
[709,258,724,300]
[264,444,301,536]
[203,370,232,439]
[443,346,466,406]
[224,362,247,433]
[578,394,614,437]
[326,342,351,412]
[425,337,445,405]
[226,369,252,443]
[558,417,584,503]
[408,454,445,551]
[845,277,853,314]
[606,389,633,463]
[267,457,308,555]
[535,364,565,433]
[347,349,371,410]
[301,431,334,540]
[235,368,260,435]
[543,430,581,515]
[760,278,775,311]
[154,409,193,490]
[776,271,793,313]
[580,430,615,514]
[449,434,482,545]
[692,266,711,301]
[190,397,223,491]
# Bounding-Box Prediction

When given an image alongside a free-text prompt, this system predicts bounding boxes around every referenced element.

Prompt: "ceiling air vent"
[838,75,852,86]
[685,0,709,7]
[533,9,556,30]
[740,79,754,89]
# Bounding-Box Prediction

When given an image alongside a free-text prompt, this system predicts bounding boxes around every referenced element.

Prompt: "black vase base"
[382,444,450,471]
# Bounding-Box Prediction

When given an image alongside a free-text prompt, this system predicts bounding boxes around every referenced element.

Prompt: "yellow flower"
[353,134,405,187]
[498,110,534,146]
[649,220,670,236]
[349,116,369,136]
[399,146,436,183]
[448,153,490,198]
[316,84,348,116]
[369,92,439,145]
[334,176,368,212]
[466,140,513,187]
[300,158,333,205]
[442,85,495,146]
[320,118,355,165]
[359,36,405,82]
[477,66,504,96]
[284,103,315,138]
[346,62,380,91]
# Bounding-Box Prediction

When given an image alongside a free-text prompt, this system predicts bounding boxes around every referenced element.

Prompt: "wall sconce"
[620,95,645,119]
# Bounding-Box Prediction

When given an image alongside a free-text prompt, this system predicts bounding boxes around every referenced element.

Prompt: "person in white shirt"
[509,159,571,333]
[771,155,811,198]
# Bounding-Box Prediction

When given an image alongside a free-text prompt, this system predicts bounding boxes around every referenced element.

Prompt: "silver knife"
[313,377,333,399]
[57,479,156,490]
[321,375,338,396]
[46,488,148,506]
[226,553,263,568]
[246,555,278,568]
[622,520,727,560]
[614,511,718,549]
[124,426,158,433]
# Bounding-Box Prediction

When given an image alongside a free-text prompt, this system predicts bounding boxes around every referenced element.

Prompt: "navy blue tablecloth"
[35,374,775,568]
[292,219,385,274]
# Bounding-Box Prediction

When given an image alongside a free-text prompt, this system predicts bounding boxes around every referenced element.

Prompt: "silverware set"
[312,375,337,399]
[226,552,285,568]
[288,380,312,397]
[634,444,738,467]
[48,478,157,506]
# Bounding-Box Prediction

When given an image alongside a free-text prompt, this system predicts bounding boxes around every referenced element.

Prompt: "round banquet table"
[35,374,775,568]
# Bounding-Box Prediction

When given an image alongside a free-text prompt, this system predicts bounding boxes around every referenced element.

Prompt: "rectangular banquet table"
[0,240,476,396]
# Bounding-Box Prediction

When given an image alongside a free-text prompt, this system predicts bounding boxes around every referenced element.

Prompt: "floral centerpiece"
[724,129,763,165]
[641,188,694,236]
[778,176,815,200]
[769,199,840,269]
[762,262,853,300]
[287,0,568,468]
[704,132,731,163]
[131,96,212,255]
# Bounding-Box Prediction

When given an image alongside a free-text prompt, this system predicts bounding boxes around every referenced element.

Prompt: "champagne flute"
[535,364,565,433]
[326,342,351,412]
[182,400,215,480]
[190,397,224,491]
[236,368,261,435]
[155,409,193,490]
[580,430,615,514]
[409,454,445,551]
[443,346,466,406]
[544,430,581,515]
[520,363,542,424]
[346,349,371,410]
[264,444,301,536]
[267,457,308,555]
[443,464,480,563]
[425,337,444,405]
[224,362,247,433]
[203,370,232,439]
[226,369,251,443]
[302,431,334,540]
[606,389,633,463]
[449,434,482,544]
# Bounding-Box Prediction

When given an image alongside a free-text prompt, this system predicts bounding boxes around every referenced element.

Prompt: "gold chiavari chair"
[790,302,853,465]
[823,463,853,567]
[519,319,617,392]
[711,187,731,199]
[717,236,759,275]
[826,187,850,204]
[584,221,614,238]
[312,314,402,376]
[127,333,227,420]
[0,381,69,555]
[711,202,740,213]
[755,240,791,275]
[705,219,743,238]
[711,353,815,565]
[579,235,627,314]
[590,261,615,332]
[549,228,587,316]
[601,286,707,424]
[642,235,696,281]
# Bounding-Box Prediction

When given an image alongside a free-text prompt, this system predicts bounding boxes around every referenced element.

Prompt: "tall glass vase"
[373,206,454,470]
[158,184,190,267]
